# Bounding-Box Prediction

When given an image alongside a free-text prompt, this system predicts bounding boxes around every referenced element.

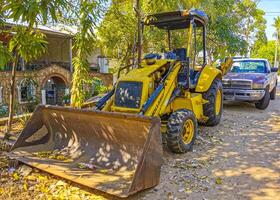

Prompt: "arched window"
[18,79,36,103]
[0,85,3,104]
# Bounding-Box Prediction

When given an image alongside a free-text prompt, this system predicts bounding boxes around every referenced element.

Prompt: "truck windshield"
[230,60,266,73]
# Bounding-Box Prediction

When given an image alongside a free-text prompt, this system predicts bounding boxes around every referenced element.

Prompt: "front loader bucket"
[9,105,163,198]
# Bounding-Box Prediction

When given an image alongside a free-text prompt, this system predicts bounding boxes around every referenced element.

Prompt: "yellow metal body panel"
[119,60,174,80]
[187,23,193,58]
[101,19,213,119]
[101,20,212,119]
[109,59,177,114]
[167,93,206,120]
[195,64,222,93]
[220,57,233,75]
[102,58,208,121]
[145,62,181,117]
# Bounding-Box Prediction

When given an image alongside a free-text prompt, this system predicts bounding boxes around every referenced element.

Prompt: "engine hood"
[224,73,267,84]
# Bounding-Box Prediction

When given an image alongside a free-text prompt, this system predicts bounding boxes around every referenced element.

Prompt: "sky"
[258,0,280,40]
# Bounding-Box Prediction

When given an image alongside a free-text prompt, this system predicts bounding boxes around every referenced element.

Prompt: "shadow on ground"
[130,88,280,200]
[0,88,279,200]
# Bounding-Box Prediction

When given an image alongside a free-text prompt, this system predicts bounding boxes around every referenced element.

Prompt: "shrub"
[91,77,108,96]
[0,104,8,118]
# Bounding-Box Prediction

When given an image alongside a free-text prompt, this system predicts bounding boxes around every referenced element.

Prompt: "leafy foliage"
[91,77,107,96]
[2,0,68,26]
[273,16,280,66]
[251,41,276,66]
[97,0,137,66]
[0,41,12,69]
[8,27,47,62]
[71,0,107,107]
[0,0,67,135]
[0,104,8,118]
[97,0,266,64]
[236,0,267,50]
[274,16,280,35]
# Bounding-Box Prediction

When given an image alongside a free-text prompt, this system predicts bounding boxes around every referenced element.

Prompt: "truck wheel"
[202,78,223,126]
[270,86,277,100]
[255,88,270,110]
[167,109,197,153]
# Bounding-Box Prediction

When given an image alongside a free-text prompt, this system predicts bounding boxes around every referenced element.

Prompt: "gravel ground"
[0,84,279,200]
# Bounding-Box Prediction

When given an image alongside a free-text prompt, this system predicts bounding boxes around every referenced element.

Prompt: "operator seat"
[172,48,199,89]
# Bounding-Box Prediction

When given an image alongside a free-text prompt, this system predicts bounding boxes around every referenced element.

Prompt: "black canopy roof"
[144,9,208,30]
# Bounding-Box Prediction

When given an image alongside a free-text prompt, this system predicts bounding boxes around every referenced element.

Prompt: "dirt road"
[0,85,279,200]
[133,85,280,200]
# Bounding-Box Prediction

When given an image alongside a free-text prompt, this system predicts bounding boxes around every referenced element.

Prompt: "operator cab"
[143,9,209,88]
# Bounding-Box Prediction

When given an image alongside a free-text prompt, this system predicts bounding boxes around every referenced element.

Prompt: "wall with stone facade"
[0,65,113,112]
[89,72,113,86]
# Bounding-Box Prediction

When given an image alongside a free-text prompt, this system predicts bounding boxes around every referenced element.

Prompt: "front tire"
[255,88,270,110]
[167,109,198,153]
[201,78,223,126]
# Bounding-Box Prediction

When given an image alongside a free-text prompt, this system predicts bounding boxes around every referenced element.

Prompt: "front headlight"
[252,83,264,89]
[222,79,230,87]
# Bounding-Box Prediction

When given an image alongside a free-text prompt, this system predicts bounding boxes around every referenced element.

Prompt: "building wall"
[0,65,113,112]
[89,72,113,86]
[35,36,71,64]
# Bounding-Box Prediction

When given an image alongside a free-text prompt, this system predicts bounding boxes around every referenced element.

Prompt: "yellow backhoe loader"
[8,10,232,198]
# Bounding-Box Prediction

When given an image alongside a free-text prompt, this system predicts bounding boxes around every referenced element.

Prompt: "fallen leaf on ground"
[56,180,66,186]
[38,175,48,181]
[167,192,173,199]
[185,187,192,194]
[98,169,109,173]
[200,175,208,180]
[23,181,28,191]
[215,177,223,185]
[12,172,20,181]
[24,175,36,181]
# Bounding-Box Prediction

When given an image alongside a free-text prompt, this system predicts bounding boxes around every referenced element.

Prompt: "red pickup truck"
[222,58,278,109]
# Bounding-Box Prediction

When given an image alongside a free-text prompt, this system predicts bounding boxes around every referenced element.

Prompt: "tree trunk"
[135,0,142,68]
[4,52,19,140]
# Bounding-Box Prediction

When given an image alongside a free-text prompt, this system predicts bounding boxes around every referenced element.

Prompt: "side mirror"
[271,67,278,73]
[220,57,233,75]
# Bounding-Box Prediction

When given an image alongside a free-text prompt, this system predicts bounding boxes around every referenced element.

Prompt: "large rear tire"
[255,88,270,110]
[167,109,198,153]
[201,78,223,126]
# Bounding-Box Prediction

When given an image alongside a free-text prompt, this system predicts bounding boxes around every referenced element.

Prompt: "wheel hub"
[215,89,222,115]
[183,119,194,144]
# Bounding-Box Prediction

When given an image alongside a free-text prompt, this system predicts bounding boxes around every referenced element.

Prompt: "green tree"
[251,40,276,65]
[273,16,280,67]
[274,17,280,36]
[71,0,107,108]
[97,1,137,67]
[1,0,67,138]
[97,0,265,65]
[235,0,267,56]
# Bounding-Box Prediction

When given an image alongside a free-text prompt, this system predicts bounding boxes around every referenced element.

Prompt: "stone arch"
[41,73,69,88]
[42,75,69,105]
